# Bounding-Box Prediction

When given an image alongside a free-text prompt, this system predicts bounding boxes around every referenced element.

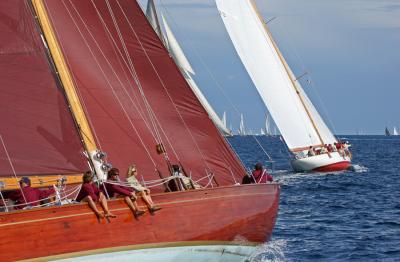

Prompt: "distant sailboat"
[216,0,351,172]
[239,114,246,136]
[146,0,232,136]
[265,114,273,136]
[393,127,398,136]
[385,127,391,136]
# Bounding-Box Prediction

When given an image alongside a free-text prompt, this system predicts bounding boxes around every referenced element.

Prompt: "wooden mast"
[31,0,108,177]
[31,0,97,152]
[249,0,327,153]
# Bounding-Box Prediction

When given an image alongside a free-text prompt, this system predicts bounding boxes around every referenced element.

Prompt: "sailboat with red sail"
[0,0,279,261]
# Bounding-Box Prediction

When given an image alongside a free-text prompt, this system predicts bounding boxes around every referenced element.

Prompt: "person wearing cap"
[104,168,145,219]
[126,164,161,215]
[8,177,55,210]
[76,171,116,219]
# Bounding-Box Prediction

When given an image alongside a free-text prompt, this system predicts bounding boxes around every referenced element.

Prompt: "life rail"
[0,172,217,212]
[0,184,82,212]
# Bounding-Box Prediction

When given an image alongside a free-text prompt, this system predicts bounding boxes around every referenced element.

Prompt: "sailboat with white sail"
[385,127,391,136]
[146,0,232,136]
[216,0,351,172]
[393,127,398,136]
[238,113,246,136]
[265,114,273,136]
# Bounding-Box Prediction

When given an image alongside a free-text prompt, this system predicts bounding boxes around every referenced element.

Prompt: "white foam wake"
[248,239,287,262]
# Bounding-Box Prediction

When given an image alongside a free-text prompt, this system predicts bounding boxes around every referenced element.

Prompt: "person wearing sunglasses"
[105,168,145,219]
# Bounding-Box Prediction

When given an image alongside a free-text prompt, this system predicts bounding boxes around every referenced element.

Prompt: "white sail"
[260,128,265,136]
[216,0,337,150]
[222,111,227,129]
[160,14,195,75]
[145,0,163,39]
[145,1,231,136]
[394,127,399,136]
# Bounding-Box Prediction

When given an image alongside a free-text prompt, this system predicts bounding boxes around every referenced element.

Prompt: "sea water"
[228,135,400,261]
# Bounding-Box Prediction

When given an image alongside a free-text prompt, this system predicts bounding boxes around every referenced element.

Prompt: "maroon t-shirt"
[8,186,54,209]
[252,170,273,183]
[76,183,101,202]
[104,182,133,198]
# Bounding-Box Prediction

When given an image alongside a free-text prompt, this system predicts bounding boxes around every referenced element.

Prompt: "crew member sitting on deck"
[8,177,55,210]
[126,165,161,215]
[105,168,145,219]
[307,146,316,157]
[76,171,116,219]
[320,145,327,154]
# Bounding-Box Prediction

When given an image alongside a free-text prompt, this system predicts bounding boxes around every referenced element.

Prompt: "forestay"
[216,0,337,150]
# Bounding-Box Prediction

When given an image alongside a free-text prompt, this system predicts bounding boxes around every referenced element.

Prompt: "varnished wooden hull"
[0,184,279,261]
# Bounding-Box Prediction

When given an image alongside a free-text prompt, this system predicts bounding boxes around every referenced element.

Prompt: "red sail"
[42,0,245,186]
[0,0,87,176]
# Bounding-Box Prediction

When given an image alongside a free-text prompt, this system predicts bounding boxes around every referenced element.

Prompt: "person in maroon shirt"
[251,163,273,183]
[105,168,145,219]
[8,177,55,210]
[76,171,116,219]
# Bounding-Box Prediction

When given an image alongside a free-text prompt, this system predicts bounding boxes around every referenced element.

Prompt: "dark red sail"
[42,0,246,187]
[0,0,88,176]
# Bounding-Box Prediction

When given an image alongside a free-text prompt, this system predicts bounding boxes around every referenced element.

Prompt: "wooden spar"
[31,0,97,153]
[291,144,324,153]
[249,0,329,155]
[0,175,82,191]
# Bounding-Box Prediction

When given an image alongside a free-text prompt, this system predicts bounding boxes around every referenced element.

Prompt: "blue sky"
[139,0,400,135]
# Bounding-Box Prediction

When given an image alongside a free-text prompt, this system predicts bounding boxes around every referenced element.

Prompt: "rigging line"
[0,189,8,212]
[274,21,340,139]
[63,0,157,167]
[90,0,159,143]
[225,138,248,171]
[65,0,158,164]
[102,0,164,147]
[0,135,27,204]
[103,0,185,165]
[116,0,211,170]
[158,0,242,119]
[251,135,272,161]
[93,0,178,162]
[97,0,181,163]
[73,0,178,169]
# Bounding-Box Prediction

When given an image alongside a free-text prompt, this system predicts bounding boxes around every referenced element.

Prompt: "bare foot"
[96,211,105,219]
[105,212,117,218]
